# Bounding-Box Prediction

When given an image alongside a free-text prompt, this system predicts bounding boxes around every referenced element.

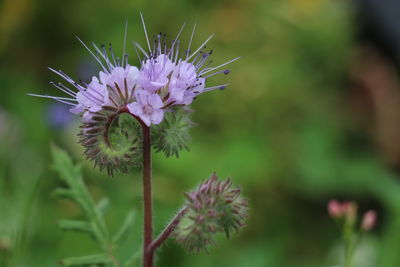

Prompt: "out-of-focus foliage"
[1,0,400,266]
[51,145,136,266]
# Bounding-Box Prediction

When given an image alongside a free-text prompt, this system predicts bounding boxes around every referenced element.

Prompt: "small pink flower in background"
[327,201,377,265]
[361,210,377,231]
[328,199,343,218]
[327,200,358,223]
[127,89,164,126]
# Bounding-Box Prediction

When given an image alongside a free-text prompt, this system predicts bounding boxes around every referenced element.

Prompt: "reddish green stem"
[148,207,187,254]
[141,125,153,267]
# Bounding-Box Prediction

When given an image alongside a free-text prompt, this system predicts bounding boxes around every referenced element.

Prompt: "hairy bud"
[174,173,248,253]
[151,108,193,158]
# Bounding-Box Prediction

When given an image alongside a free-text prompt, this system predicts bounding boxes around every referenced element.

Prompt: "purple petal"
[135,89,150,105]
[150,109,164,125]
[140,115,151,126]
[148,93,164,109]
[127,102,143,116]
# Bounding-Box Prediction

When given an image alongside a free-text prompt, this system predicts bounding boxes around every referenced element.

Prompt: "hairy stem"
[148,207,187,253]
[141,125,154,267]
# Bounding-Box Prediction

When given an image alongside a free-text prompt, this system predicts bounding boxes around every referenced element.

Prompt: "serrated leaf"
[51,145,109,246]
[51,145,93,215]
[60,254,112,266]
[59,219,93,235]
[112,210,135,245]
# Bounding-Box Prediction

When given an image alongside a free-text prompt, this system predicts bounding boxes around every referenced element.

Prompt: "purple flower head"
[127,89,164,126]
[29,14,239,174]
[30,14,238,127]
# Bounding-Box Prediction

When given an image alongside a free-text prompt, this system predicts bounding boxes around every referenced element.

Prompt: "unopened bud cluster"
[174,173,248,253]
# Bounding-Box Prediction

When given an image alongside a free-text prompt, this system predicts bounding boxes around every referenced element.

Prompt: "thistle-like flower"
[30,14,239,174]
[174,173,248,253]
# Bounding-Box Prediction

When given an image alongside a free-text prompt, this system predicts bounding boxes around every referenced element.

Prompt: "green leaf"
[51,145,93,216]
[51,145,109,246]
[112,210,135,245]
[58,219,93,235]
[123,249,142,267]
[96,198,110,216]
[52,188,75,200]
[60,254,112,266]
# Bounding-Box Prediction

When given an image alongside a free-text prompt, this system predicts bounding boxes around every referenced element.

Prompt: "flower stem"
[148,207,187,253]
[141,125,153,267]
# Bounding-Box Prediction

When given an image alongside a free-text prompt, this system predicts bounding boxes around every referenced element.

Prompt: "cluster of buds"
[174,173,248,253]
[30,15,238,174]
[327,199,377,231]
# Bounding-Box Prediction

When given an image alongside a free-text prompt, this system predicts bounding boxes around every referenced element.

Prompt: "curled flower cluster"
[174,173,248,253]
[31,16,238,173]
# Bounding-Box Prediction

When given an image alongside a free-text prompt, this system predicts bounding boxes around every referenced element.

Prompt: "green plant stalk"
[343,223,359,267]
[343,237,353,267]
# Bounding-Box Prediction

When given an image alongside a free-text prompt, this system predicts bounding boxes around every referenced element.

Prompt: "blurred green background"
[2,0,400,266]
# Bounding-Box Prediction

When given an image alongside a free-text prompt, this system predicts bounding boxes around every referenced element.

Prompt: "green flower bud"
[151,108,193,158]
